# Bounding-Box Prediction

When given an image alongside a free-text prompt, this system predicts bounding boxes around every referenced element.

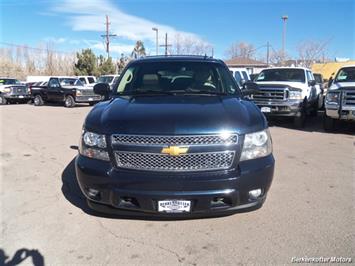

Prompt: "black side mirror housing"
[308,80,316,86]
[94,83,111,99]
[242,81,259,96]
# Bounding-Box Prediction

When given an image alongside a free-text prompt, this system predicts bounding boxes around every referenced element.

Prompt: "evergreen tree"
[74,49,98,76]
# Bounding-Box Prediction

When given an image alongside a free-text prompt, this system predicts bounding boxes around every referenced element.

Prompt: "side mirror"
[308,80,316,86]
[94,83,111,99]
[240,79,246,86]
[242,81,259,96]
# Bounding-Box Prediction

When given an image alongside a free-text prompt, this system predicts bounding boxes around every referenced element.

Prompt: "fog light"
[88,188,99,198]
[249,189,262,199]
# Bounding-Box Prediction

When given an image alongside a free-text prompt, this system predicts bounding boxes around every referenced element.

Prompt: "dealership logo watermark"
[291,257,352,263]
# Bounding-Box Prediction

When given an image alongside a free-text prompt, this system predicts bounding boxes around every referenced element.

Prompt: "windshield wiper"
[118,90,175,96]
[170,88,228,96]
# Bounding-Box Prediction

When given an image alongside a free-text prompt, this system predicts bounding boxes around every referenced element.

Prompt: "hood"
[329,82,355,91]
[84,95,266,135]
[256,81,306,90]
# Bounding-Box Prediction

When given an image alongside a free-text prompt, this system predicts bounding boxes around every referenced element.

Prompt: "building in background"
[224,57,268,74]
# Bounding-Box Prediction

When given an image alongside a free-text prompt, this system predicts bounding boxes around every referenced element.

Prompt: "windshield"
[114,62,239,96]
[256,69,306,83]
[97,76,114,84]
[0,79,21,85]
[59,78,83,86]
[335,67,355,82]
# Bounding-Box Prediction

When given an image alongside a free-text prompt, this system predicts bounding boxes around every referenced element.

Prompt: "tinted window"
[234,71,242,84]
[115,62,239,95]
[97,76,114,83]
[242,71,249,81]
[88,77,95,83]
[256,69,306,83]
[79,78,87,84]
[335,67,355,82]
[314,74,323,83]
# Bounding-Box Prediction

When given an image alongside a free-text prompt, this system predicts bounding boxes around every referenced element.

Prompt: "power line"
[0,41,74,55]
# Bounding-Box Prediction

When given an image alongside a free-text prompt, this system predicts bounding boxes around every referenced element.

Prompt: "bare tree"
[266,47,291,67]
[297,40,330,68]
[0,43,75,80]
[170,34,212,56]
[225,42,255,59]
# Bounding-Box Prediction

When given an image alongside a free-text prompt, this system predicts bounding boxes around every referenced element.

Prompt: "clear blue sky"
[0,0,354,60]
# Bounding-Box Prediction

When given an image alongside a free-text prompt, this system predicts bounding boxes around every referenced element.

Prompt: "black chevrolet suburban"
[75,56,275,217]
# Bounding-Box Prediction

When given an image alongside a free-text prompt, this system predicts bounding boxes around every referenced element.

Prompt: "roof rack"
[144,54,214,59]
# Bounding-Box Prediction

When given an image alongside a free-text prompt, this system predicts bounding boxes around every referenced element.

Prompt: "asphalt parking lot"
[1,104,354,265]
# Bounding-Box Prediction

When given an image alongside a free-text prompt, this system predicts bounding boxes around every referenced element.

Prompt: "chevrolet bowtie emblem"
[161,146,189,156]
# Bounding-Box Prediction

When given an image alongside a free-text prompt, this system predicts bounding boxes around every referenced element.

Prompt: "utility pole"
[101,15,117,59]
[281,15,288,62]
[266,42,270,66]
[152,27,159,55]
[159,33,172,56]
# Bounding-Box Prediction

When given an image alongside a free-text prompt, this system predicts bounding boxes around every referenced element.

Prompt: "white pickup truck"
[252,67,322,127]
[324,65,355,130]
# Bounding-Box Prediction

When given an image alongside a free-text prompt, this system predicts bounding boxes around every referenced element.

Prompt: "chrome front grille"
[115,151,235,172]
[111,134,238,146]
[252,88,286,102]
[343,90,355,107]
[12,86,27,95]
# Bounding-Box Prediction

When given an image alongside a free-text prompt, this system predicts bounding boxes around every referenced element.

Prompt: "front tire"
[64,95,75,108]
[33,95,44,106]
[0,95,7,105]
[294,110,306,128]
[323,114,335,131]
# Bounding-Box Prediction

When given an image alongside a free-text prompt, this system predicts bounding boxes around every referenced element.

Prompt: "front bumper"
[253,100,302,117]
[325,107,355,121]
[4,93,31,100]
[75,154,275,216]
[75,95,102,103]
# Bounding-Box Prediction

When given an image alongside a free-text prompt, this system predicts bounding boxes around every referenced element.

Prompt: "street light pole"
[152,27,158,55]
[281,15,288,61]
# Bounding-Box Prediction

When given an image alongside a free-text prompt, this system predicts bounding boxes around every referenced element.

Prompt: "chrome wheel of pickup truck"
[64,95,75,108]
[34,95,43,106]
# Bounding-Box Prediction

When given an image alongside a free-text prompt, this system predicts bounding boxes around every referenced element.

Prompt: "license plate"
[88,97,93,101]
[158,200,191,213]
[261,107,271,113]
[19,95,24,98]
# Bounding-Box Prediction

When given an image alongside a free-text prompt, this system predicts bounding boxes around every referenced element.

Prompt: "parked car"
[252,67,321,127]
[0,77,31,105]
[323,65,355,131]
[96,74,120,90]
[77,76,97,87]
[32,77,102,107]
[75,56,275,217]
[229,67,250,87]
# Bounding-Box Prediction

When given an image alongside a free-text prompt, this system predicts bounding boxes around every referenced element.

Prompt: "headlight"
[79,131,109,161]
[76,90,82,96]
[289,90,302,100]
[2,87,11,93]
[240,129,272,161]
[325,92,339,104]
